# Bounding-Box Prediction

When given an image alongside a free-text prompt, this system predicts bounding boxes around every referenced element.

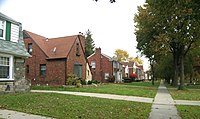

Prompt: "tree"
[114,49,129,62]
[135,0,200,89]
[154,53,174,84]
[129,56,143,65]
[85,29,95,57]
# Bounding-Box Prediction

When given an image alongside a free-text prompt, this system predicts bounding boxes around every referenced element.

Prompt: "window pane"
[0,57,9,66]
[0,29,3,37]
[0,20,3,29]
[28,43,32,55]
[40,64,46,77]
[0,66,9,78]
[91,61,95,68]
[0,20,4,38]
[74,64,82,79]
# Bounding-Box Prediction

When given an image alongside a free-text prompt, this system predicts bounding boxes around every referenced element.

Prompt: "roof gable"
[24,30,78,59]
[47,36,77,59]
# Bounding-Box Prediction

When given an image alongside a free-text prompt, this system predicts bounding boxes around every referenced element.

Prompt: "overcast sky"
[0,0,149,70]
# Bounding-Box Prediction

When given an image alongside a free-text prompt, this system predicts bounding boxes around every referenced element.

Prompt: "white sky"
[0,0,149,71]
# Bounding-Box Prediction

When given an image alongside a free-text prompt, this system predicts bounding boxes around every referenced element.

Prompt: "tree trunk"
[178,46,185,90]
[172,51,178,87]
[150,60,154,85]
[190,73,193,84]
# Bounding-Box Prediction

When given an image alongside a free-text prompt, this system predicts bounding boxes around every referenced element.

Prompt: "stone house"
[87,48,123,83]
[23,30,91,86]
[0,12,30,93]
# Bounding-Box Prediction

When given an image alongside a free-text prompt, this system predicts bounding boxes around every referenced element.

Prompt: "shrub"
[87,80,100,85]
[129,74,137,82]
[76,80,82,88]
[107,76,115,83]
[81,80,87,85]
[66,74,78,85]
[123,77,132,83]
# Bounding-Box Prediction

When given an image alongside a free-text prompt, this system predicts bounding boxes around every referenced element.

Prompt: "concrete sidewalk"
[31,90,154,103]
[149,80,182,119]
[0,109,54,119]
[31,90,200,106]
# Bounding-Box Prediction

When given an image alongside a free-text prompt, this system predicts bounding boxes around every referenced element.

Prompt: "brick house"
[87,48,122,83]
[0,12,30,93]
[121,61,134,78]
[121,61,144,80]
[23,30,89,86]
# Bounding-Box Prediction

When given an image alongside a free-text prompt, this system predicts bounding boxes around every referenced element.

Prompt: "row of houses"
[0,12,144,92]
[23,30,145,85]
[88,48,145,83]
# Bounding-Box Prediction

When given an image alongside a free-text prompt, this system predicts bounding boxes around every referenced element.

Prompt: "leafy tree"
[154,53,174,84]
[114,49,129,62]
[85,29,95,57]
[135,0,200,89]
[129,56,143,65]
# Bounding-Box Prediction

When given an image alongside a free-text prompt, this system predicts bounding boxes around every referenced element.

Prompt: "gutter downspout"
[65,58,67,85]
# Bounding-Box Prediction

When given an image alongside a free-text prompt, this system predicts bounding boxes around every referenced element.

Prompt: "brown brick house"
[121,61,144,80]
[121,61,134,78]
[23,30,87,86]
[87,48,122,83]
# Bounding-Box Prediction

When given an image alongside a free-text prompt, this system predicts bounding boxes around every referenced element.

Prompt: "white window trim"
[105,73,109,80]
[0,54,14,81]
[91,61,96,68]
[0,20,6,40]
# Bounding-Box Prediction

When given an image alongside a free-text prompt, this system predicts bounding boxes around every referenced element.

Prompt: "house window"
[0,55,13,80]
[76,43,80,56]
[40,64,46,77]
[105,73,109,80]
[26,65,29,74]
[91,61,96,68]
[74,64,82,79]
[0,20,5,39]
[28,43,32,55]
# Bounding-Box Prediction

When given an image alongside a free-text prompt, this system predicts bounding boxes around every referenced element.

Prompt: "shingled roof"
[23,30,79,59]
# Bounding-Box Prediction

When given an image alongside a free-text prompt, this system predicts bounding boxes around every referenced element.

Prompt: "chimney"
[78,32,85,52]
[79,32,83,36]
[95,47,101,56]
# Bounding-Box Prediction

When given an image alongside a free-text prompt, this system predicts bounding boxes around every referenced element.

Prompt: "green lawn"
[164,83,200,119]
[186,85,200,89]
[0,93,152,119]
[177,105,200,119]
[32,82,159,98]
[123,81,160,87]
[168,88,200,101]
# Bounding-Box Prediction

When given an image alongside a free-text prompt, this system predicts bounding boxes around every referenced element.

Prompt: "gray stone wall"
[14,57,30,92]
[0,82,14,93]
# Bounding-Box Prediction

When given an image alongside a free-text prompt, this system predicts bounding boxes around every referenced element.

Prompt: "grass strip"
[32,83,158,98]
[168,88,200,100]
[0,92,151,119]
[176,105,200,119]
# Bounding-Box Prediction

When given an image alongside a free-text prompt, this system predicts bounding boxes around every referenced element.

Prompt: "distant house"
[23,30,91,86]
[121,61,134,78]
[87,48,123,83]
[121,61,144,81]
[0,12,30,93]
